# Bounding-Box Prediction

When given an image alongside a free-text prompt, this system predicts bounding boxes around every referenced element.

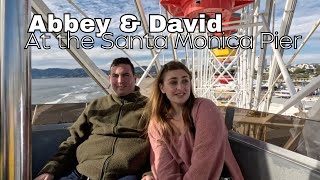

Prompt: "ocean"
[32,77,106,104]
[32,77,318,117]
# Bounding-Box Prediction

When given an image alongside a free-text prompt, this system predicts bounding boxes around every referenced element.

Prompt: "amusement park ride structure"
[156,0,320,115]
[1,0,320,179]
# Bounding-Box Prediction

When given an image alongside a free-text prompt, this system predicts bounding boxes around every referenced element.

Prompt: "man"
[35,57,150,180]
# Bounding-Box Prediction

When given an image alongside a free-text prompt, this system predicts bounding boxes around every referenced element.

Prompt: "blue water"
[32,77,106,104]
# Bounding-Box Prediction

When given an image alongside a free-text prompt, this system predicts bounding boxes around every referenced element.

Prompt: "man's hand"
[34,173,54,180]
[141,175,154,180]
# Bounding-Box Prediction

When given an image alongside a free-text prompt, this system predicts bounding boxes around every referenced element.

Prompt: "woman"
[145,61,243,180]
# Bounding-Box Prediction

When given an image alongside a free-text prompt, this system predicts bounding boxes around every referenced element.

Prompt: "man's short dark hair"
[110,57,135,75]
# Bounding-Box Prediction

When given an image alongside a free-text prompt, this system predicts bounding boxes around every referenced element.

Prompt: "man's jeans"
[59,170,83,180]
[59,170,138,180]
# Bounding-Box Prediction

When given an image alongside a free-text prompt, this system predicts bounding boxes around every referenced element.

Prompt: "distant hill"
[32,66,158,79]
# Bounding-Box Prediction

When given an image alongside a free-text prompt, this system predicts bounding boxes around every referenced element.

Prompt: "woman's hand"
[34,173,54,180]
[142,175,154,180]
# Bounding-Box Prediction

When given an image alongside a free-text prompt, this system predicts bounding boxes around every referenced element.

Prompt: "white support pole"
[253,0,274,109]
[192,41,196,94]
[264,0,298,110]
[276,76,320,115]
[185,42,189,69]
[248,1,260,109]
[137,51,162,86]
[260,76,320,125]
[240,48,246,108]
[198,47,203,95]
[191,34,195,93]
[254,19,320,110]
[205,47,209,92]
[264,54,278,109]
[240,8,246,109]
[134,0,161,72]
[244,6,253,109]
[32,0,111,94]
[165,11,178,61]
[261,15,304,110]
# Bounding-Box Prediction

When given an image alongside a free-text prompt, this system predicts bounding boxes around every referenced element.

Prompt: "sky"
[30,0,320,69]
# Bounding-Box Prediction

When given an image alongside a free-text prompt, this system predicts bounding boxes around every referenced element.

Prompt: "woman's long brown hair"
[145,61,195,137]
